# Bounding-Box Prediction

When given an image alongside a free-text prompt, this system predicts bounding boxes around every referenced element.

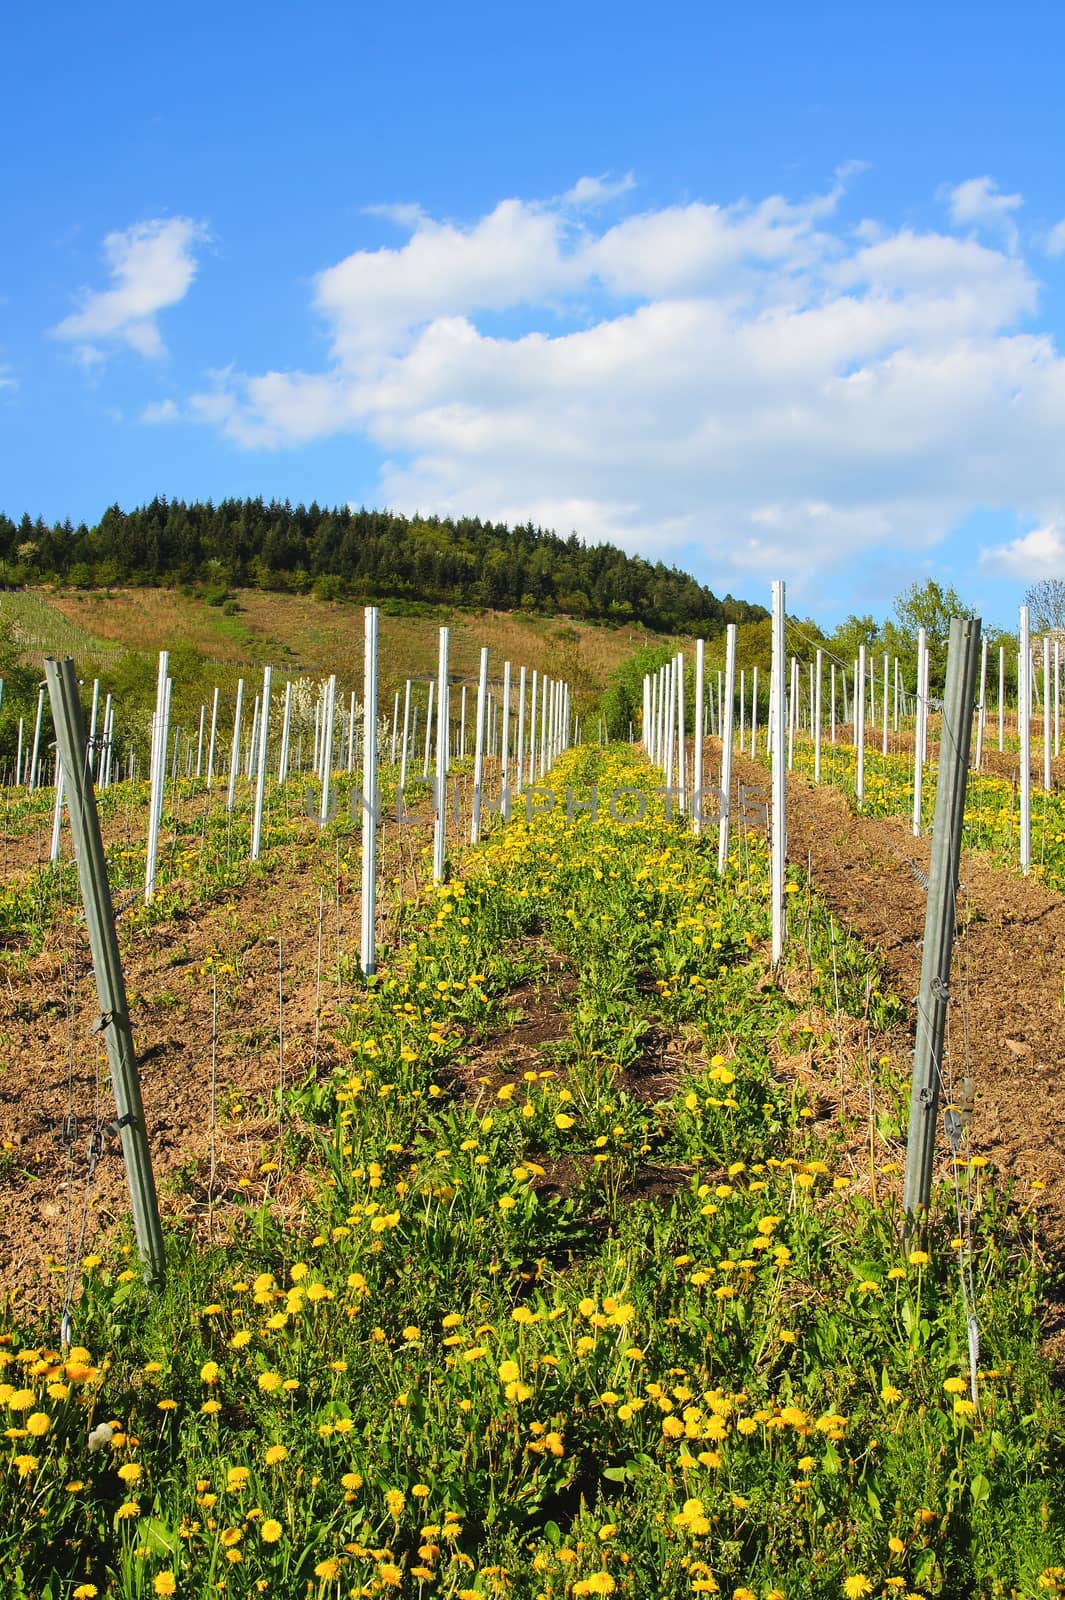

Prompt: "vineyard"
[0,611,1063,1600]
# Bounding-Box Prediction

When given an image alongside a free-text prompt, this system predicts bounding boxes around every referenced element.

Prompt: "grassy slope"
[4,587,683,702]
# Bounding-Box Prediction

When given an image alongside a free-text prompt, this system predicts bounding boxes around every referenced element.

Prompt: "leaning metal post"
[44,657,166,1285]
[902,615,981,1233]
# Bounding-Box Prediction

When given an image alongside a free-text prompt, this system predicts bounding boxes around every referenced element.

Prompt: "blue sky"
[5,0,1065,633]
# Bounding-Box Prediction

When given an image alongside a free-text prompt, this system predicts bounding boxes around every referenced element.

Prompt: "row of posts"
[641,588,984,1230]
[640,605,1056,877]
[41,609,573,1290]
[24,638,573,902]
[38,586,992,1288]
[640,582,790,967]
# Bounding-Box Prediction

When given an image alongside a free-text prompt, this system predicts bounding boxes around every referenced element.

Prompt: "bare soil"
[727,751,1065,1352]
[0,804,435,1309]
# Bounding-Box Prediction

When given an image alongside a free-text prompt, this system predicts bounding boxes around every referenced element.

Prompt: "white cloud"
[185,174,1065,600]
[312,198,579,364]
[947,176,1023,251]
[363,201,427,230]
[561,173,636,208]
[0,363,15,392]
[585,192,839,299]
[140,398,180,423]
[52,217,208,361]
[1048,219,1065,257]
[980,523,1065,580]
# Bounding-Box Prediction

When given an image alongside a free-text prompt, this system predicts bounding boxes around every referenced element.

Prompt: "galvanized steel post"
[44,657,165,1285]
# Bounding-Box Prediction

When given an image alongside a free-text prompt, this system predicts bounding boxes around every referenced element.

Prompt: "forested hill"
[0,499,766,636]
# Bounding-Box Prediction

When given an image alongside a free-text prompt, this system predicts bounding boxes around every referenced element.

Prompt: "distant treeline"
[0,500,767,636]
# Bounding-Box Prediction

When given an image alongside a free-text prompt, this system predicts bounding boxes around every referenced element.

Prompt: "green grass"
[0,590,120,672]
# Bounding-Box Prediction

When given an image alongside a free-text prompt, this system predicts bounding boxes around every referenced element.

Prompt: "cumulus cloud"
[1047,219,1065,257]
[980,523,1065,580]
[184,173,1065,601]
[312,199,579,364]
[52,217,208,361]
[946,176,1023,251]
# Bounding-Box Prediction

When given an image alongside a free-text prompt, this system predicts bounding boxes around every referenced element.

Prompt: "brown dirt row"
[0,806,436,1308]
[728,750,1065,1261]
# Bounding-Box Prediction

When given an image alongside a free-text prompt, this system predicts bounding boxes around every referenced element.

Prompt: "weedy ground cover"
[790,735,1065,891]
[0,747,1061,1599]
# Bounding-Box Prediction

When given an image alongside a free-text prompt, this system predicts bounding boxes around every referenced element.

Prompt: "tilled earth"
[729,750,1065,1352]
[0,797,436,1309]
